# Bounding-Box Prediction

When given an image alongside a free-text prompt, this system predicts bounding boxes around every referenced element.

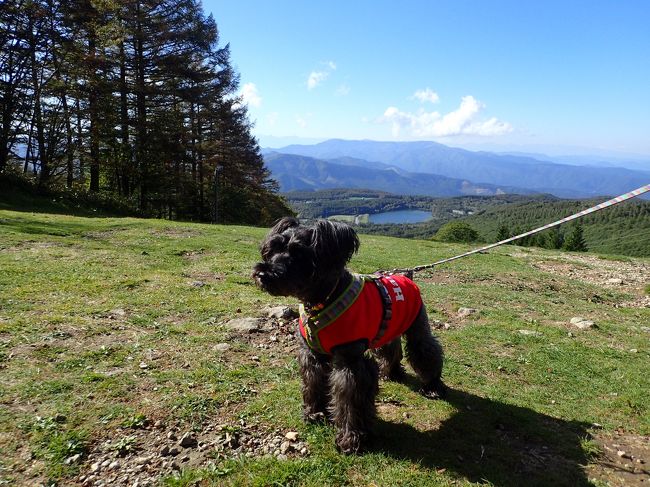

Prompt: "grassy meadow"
[0,207,648,486]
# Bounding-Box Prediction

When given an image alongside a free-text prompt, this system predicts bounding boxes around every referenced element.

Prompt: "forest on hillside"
[0,0,290,224]
[286,189,650,257]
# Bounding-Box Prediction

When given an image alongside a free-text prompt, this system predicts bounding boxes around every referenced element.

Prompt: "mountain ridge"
[265,139,650,198]
[264,152,533,197]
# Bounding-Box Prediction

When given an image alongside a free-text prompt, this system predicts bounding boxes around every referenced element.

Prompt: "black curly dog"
[252,217,446,454]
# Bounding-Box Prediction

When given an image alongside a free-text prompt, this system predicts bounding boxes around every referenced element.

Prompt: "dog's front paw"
[335,430,365,455]
[420,379,447,400]
[303,410,329,424]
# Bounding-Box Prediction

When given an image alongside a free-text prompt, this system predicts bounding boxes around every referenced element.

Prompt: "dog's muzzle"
[252,262,287,295]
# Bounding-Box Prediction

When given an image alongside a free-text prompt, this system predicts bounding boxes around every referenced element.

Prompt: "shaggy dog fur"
[252,217,446,454]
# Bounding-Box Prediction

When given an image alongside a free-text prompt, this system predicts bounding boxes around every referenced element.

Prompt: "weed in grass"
[121,412,149,429]
[108,435,138,457]
[170,395,221,425]
[27,417,89,479]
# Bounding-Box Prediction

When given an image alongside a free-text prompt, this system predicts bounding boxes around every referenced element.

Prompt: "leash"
[386,183,650,275]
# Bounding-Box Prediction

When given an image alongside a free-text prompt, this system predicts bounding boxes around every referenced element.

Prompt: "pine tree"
[496,223,510,242]
[1,0,291,224]
[563,223,588,252]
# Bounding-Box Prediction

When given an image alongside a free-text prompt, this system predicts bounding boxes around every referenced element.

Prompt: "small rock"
[90,462,101,473]
[266,306,298,320]
[570,317,596,329]
[135,455,152,465]
[213,343,231,352]
[284,431,299,441]
[518,329,542,337]
[101,459,111,468]
[191,281,205,287]
[640,326,650,333]
[251,355,260,362]
[64,453,82,465]
[617,450,630,459]
[179,432,198,448]
[280,441,292,454]
[225,317,263,333]
[457,307,478,318]
[277,454,288,461]
[629,349,638,353]
[607,278,623,285]
[139,361,149,369]
[53,413,67,423]
[108,461,120,470]
[153,420,164,429]
[167,431,177,441]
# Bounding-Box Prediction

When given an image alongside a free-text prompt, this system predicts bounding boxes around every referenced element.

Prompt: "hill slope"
[462,197,650,257]
[1,208,648,486]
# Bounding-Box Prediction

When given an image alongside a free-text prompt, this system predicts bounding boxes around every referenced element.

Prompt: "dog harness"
[299,273,423,355]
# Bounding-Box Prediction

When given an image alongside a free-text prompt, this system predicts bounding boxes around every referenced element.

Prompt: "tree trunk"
[119,41,130,196]
[134,2,148,210]
[88,34,100,192]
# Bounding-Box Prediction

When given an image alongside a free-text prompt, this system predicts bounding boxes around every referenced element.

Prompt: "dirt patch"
[586,430,650,486]
[176,249,206,260]
[150,228,203,238]
[73,419,310,486]
[532,254,649,308]
[420,269,468,286]
[181,271,224,285]
[83,229,123,240]
[532,254,649,291]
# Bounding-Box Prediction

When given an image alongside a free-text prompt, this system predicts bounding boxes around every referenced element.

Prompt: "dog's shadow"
[370,387,593,487]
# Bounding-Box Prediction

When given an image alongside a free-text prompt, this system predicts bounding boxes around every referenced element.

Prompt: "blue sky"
[205,1,650,156]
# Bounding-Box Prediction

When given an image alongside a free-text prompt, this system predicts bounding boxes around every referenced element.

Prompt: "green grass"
[1,208,648,485]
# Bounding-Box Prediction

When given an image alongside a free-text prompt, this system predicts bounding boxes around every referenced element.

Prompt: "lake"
[368,210,432,224]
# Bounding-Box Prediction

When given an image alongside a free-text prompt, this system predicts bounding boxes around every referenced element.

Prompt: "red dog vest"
[299,274,423,355]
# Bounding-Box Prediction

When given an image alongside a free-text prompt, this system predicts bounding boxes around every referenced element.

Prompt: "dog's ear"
[261,217,300,261]
[312,219,360,269]
[270,216,300,235]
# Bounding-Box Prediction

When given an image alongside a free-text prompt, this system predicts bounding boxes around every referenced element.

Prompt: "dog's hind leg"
[329,340,379,454]
[297,338,331,423]
[373,338,406,382]
[404,306,447,399]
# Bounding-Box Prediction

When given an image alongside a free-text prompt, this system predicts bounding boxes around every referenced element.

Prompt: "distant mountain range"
[262,139,650,198]
[263,152,532,197]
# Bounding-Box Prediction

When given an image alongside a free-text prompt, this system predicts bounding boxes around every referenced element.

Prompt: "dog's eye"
[261,234,287,260]
[287,240,306,252]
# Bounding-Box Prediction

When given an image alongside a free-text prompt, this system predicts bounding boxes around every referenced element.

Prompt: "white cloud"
[307,61,337,90]
[307,71,328,90]
[381,95,512,137]
[238,82,262,108]
[412,88,440,104]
